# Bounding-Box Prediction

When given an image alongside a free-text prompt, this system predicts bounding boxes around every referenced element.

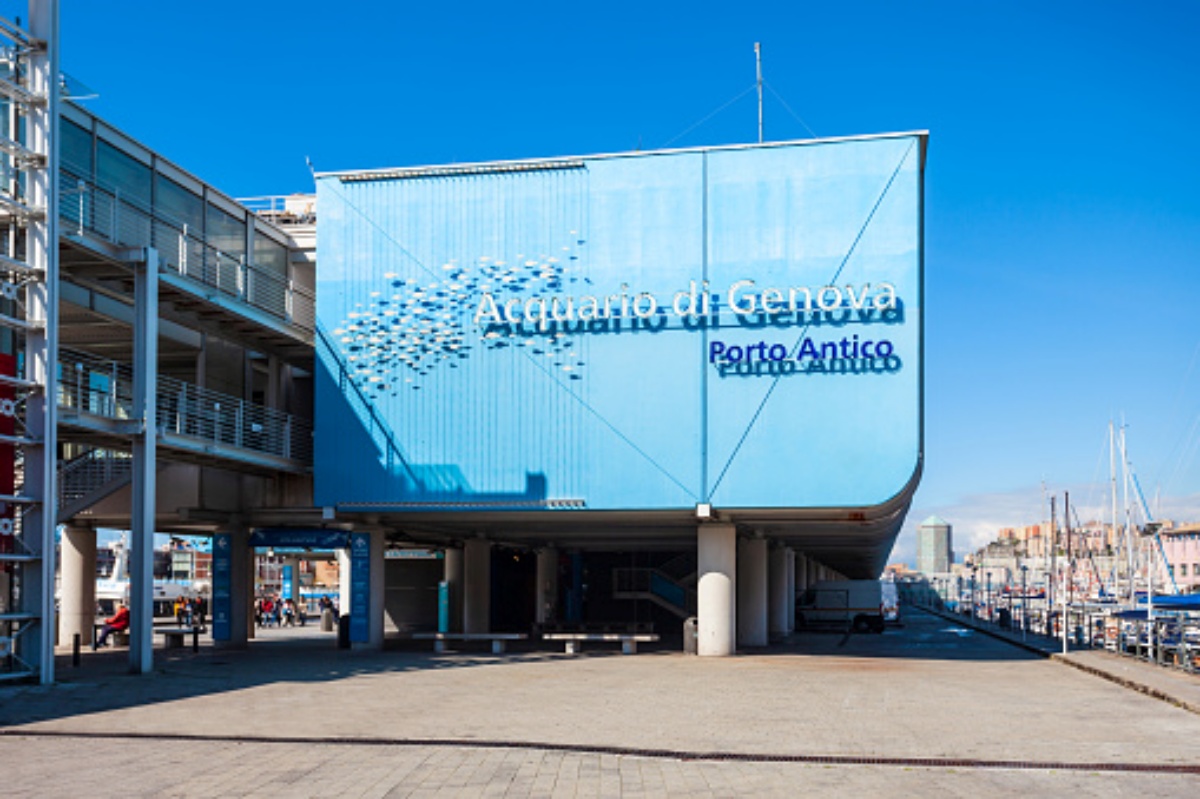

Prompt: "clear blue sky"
[40,1,1200,561]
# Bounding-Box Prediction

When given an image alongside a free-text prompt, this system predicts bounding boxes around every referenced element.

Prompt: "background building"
[917,515,953,574]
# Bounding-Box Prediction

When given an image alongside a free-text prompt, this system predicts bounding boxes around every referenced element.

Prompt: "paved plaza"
[2,609,1198,796]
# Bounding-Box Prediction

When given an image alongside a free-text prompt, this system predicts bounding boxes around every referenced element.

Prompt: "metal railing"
[56,348,313,464]
[58,172,316,332]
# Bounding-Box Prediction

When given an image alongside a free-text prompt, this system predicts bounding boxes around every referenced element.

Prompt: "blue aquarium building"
[314,132,926,654]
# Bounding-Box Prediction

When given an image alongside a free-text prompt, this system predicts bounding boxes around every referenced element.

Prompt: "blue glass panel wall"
[315,135,923,512]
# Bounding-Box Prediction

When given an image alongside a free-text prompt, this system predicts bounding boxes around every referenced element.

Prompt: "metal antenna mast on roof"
[755,42,764,143]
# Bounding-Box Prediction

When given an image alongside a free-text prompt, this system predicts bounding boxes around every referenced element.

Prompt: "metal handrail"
[57,169,315,332]
[56,348,313,464]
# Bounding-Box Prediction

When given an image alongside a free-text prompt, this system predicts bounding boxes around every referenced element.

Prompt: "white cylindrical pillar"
[337,548,352,619]
[785,548,796,633]
[697,523,736,656]
[768,545,789,638]
[443,546,463,633]
[463,537,491,634]
[736,537,768,647]
[60,526,96,649]
[536,547,559,625]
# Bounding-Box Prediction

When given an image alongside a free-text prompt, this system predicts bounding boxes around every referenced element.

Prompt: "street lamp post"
[986,571,992,624]
[1021,564,1028,640]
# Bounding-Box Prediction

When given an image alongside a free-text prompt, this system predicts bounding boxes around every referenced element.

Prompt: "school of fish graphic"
[331,236,588,398]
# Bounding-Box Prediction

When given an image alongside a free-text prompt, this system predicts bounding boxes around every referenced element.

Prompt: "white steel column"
[785,548,796,634]
[24,0,61,685]
[768,545,789,639]
[535,547,558,625]
[443,546,463,633]
[60,526,96,650]
[129,249,159,675]
[697,523,736,656]
[736,536,767,647]
[463,537,491,634]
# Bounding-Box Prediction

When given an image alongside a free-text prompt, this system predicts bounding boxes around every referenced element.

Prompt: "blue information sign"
[349,532,371,643]
[282,564,295,603]
[212,533,232,641]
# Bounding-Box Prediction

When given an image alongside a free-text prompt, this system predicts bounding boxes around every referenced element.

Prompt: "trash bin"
[321,608,335,632]
[683,617,698,655]
[337,614,351,649]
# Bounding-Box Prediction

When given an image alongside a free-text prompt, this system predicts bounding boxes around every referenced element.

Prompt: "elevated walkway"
[56,171,314,364]
[56,348,311,475]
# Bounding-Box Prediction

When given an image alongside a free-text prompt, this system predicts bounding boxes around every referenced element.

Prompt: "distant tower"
[917,516,953,573]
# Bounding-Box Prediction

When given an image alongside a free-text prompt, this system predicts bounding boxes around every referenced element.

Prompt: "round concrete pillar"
[785,548,796,633]
[736,537,768,647]
[463,537,491,634]
[536,547,559,625]
[60,526,96,649]
[768,545,789,638]
[443,546,463,633]
[697,523,736,656]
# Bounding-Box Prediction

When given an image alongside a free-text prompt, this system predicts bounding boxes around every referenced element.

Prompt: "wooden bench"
[412,632,528,654]
[157,627,205,651]
[542,632,660,655]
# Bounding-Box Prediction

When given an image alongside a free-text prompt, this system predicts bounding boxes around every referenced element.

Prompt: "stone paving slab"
[1,735,1196,798]
[3,609,1199,795]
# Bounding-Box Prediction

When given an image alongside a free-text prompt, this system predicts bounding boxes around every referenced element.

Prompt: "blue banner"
[349,532,371,643]
[212,533,232,641]
[282,564,295,602]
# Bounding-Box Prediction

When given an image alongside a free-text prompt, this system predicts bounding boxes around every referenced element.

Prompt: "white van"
[797,579,886,633]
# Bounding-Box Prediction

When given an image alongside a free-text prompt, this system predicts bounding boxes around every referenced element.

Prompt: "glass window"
[61,119,92,176]
[253,231,288,276]
[207,203,246,259]
[96,139,151,206]
[155,175,203,231]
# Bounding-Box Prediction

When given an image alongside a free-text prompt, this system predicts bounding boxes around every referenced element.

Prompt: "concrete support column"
[129,249,159,675]
[697,523,736,656]
[443,546,463,633]
[785,548,796,634]
[768,545,789,639]
[463,537,491,634]
[796,553,809,595]
[535,547,559,625]
[808,559,818,589]
[736,537,768,648]
[353,531,386,650]
[60,526,96,649]
[214,527,252,649]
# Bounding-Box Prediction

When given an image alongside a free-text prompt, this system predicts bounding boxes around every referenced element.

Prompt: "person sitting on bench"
[94,602,130,649]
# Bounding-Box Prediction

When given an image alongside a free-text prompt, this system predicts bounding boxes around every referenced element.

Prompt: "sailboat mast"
[755,42,764,144]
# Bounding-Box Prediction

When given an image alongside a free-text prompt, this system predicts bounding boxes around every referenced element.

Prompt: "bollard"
[683,617,698,655]
[192,627,199,653]
[72,633,81,667]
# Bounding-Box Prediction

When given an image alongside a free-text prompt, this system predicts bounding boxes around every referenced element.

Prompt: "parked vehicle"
[797,579,886,633]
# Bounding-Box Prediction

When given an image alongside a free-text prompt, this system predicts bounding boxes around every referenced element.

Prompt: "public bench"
[157,626,205,651]
[92,622,130,648]
[541,632,660,655]
[412,632,528,654]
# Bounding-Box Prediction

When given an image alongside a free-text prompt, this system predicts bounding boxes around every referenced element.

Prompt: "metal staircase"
[612,567,697,619]
[56,447,132,521]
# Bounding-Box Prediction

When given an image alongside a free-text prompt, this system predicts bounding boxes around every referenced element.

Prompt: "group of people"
[173,595,207,628]
[255,595,304,627]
